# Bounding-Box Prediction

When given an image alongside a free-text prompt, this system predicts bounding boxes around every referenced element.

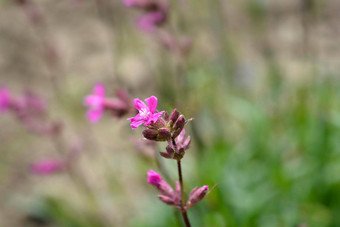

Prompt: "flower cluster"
[0,87,61,136]
[147,170,209,211]
[123,0,168,31]
[84,83,134,123]
[127,95,211,214]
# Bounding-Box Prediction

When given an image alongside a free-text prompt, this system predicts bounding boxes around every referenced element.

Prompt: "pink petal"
[134,98,148,111]
[176,128,186,143]
[87,108,103,123]
[130,119,145,129]
[128,113,143,121]
[147,170,162,186]
[93,83,105,97]
[84,95,103,108]
[145,96,158,113]
[145,111,164,125]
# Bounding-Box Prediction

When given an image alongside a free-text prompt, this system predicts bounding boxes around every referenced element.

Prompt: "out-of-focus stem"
[155,149,172,182]
[172,137,191,227]
[177,160,191,227]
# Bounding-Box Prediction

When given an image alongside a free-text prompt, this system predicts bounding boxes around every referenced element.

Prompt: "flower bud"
[182,136,191,150]
[160,152,171,159]
[179,148,185,157]
[158,128,171,141]
[164,111,170,121]
[158,195,174,205]
[147,170,162,187]
[147,170,174,197]
[142,129,158,141]
[165,145,175,157]
[150,117,166,129]
[172,115,185,138]
[170,108,179,125]
[187,185,209,208]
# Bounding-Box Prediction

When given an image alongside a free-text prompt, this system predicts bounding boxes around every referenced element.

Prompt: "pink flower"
[0,87,11,111]
[137,11,165,31]
[84,83,106,123]
[123,0,138,7]
[147,169,174,198]
[187,185,209,208]
[127,96,164,129]
[31,159,64,175]
[147,169,162,186]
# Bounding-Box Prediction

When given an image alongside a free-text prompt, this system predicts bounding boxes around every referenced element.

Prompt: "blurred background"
[1,0,340,226]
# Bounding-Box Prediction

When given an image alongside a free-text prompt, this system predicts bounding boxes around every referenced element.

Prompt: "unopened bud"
[159,180,175,198]
[143,129,158,141]
[158,195,174,205]
[182,136,191,150]
[147,170,162,187]
[172,115,185,138]
[160,152,171,159]
[150,117,166,129]
[148,171,174,197]
[165,145,175,157]
[187,185,209,208]
[179,148,185,157]
[164,111,170,121]
[158,128,171,141]
[170,109,179,125]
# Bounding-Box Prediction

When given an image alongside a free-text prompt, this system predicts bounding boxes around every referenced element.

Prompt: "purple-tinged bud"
[164,111,170,121]
[186,185,209,208]
[170,108,179,124]
[160,152,171,159]
[158,128,171,141]
[149,117,166,129]
[172,115,185,138]
[179,148,185,157]
[143,129,158,141]
[165,145,175,157]
[182,136,191,150]
[147,170,162,186]
[158,195,174,205]
[147,170,174,197]
[158,180,175,197]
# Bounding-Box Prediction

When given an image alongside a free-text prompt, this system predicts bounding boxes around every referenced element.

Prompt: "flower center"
[139,107,150,119]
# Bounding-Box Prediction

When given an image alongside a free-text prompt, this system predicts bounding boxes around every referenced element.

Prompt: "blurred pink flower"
[137,11,165,31]
[0,87,11,111]
[187,185,209,208]
[127,96,164,129]
[31,159,64,175]
[123,0,138,7]
[147,169,162,186]
[84,83,106,123]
